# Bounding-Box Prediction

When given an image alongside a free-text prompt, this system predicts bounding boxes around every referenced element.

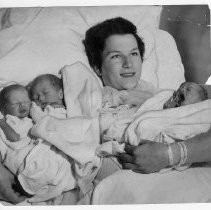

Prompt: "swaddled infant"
[97,82,208,156]
[0,75,77,204]
[163,82,208,109]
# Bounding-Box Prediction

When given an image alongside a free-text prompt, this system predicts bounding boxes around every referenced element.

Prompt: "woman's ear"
[58,89,64,99]
[93,67,102,77]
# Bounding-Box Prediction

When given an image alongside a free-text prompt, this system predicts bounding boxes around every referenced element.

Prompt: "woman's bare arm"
[181,128,211,164]
[118,85,211,173]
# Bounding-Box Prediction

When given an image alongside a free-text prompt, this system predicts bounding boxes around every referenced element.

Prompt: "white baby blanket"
[97,90,211,156]
[126,93,211,145]
[0,115,35,174]
[0,62,102,204]
[31,62,102,166]
[30,62,102,196]
[0,110,77,203]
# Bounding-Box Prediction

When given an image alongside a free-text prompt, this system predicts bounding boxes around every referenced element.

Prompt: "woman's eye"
[131,52,138,56]
[111,54,120,59]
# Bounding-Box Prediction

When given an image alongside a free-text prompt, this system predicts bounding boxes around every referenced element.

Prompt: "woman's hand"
[120,89,153,106]
[118,140,169,173]
[0,162,26,204]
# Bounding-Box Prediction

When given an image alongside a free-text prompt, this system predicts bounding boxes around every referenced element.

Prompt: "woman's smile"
[120,72,136,77]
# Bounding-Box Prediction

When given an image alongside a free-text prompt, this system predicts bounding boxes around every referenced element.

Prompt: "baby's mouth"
[19,109,29,117]
[41,102,48,109]
[120,72,135,77]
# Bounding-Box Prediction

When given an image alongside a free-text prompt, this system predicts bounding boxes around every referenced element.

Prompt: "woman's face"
[100,34,142,90]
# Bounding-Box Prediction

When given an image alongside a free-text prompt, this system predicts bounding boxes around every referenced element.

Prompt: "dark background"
[159,5,211,84]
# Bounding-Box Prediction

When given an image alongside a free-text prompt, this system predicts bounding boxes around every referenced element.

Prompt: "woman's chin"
[120,78,139,90]
[121,83,137,90]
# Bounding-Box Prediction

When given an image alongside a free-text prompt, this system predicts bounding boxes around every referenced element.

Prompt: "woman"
[83,17,211,203]
[83,17,156,107]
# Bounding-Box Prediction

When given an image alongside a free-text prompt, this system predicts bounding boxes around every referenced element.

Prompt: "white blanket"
[0,110,77,203]
[0,63,103,203]
[30,62,102,197]
[97,90,211,156]
[126,91,211,145]
[92,167,211,204]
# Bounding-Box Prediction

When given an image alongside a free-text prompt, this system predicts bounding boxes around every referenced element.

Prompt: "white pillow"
[0,6,161,85]
[206,75,211,85]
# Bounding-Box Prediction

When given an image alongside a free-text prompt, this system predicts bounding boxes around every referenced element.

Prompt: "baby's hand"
[30,102,47,123]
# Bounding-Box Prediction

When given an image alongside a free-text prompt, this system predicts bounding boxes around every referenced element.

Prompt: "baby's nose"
[38,94,45,101]
[19,101,31,110]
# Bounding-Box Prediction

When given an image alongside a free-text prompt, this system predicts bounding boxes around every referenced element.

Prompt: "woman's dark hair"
[0,84,27,113]
[83,17,145,72]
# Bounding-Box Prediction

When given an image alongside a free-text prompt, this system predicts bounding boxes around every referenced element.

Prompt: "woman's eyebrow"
[105,47,139,56]
[130,47,139,52]
[105,50,121,56]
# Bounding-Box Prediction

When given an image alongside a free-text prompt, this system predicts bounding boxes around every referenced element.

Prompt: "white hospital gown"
[98,80,157,155]
[100,80,156,140]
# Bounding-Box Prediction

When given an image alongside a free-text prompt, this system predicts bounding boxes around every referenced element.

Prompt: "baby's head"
[0,84,31,118]
[29,74,64,110]
[163,82,208,109]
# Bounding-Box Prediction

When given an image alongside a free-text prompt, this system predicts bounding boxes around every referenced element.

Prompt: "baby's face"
[5,89,31,118]
[31,79,63,110]
[164,82,204,109]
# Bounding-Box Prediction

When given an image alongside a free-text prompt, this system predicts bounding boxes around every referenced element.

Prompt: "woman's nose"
[122,56,132,68]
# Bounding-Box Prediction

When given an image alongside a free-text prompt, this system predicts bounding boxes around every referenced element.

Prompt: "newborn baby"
[97,82,209,157]
[163,82,208,109]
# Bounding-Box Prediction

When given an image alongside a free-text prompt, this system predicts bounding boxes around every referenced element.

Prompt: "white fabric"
[206,75,211,85]
[0,116,35,174]
[30,102,67,123]
[18,140,75,203]
[30,65,102,194]
[99,81,157,142]
[0,7,184,90]
[0,63,103,204]
[97,90,211,156]
[5,115,33,140]
[0,109,78,203]
[92,168,211,204]
[125,93,211,145]
[60,62,102,118]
